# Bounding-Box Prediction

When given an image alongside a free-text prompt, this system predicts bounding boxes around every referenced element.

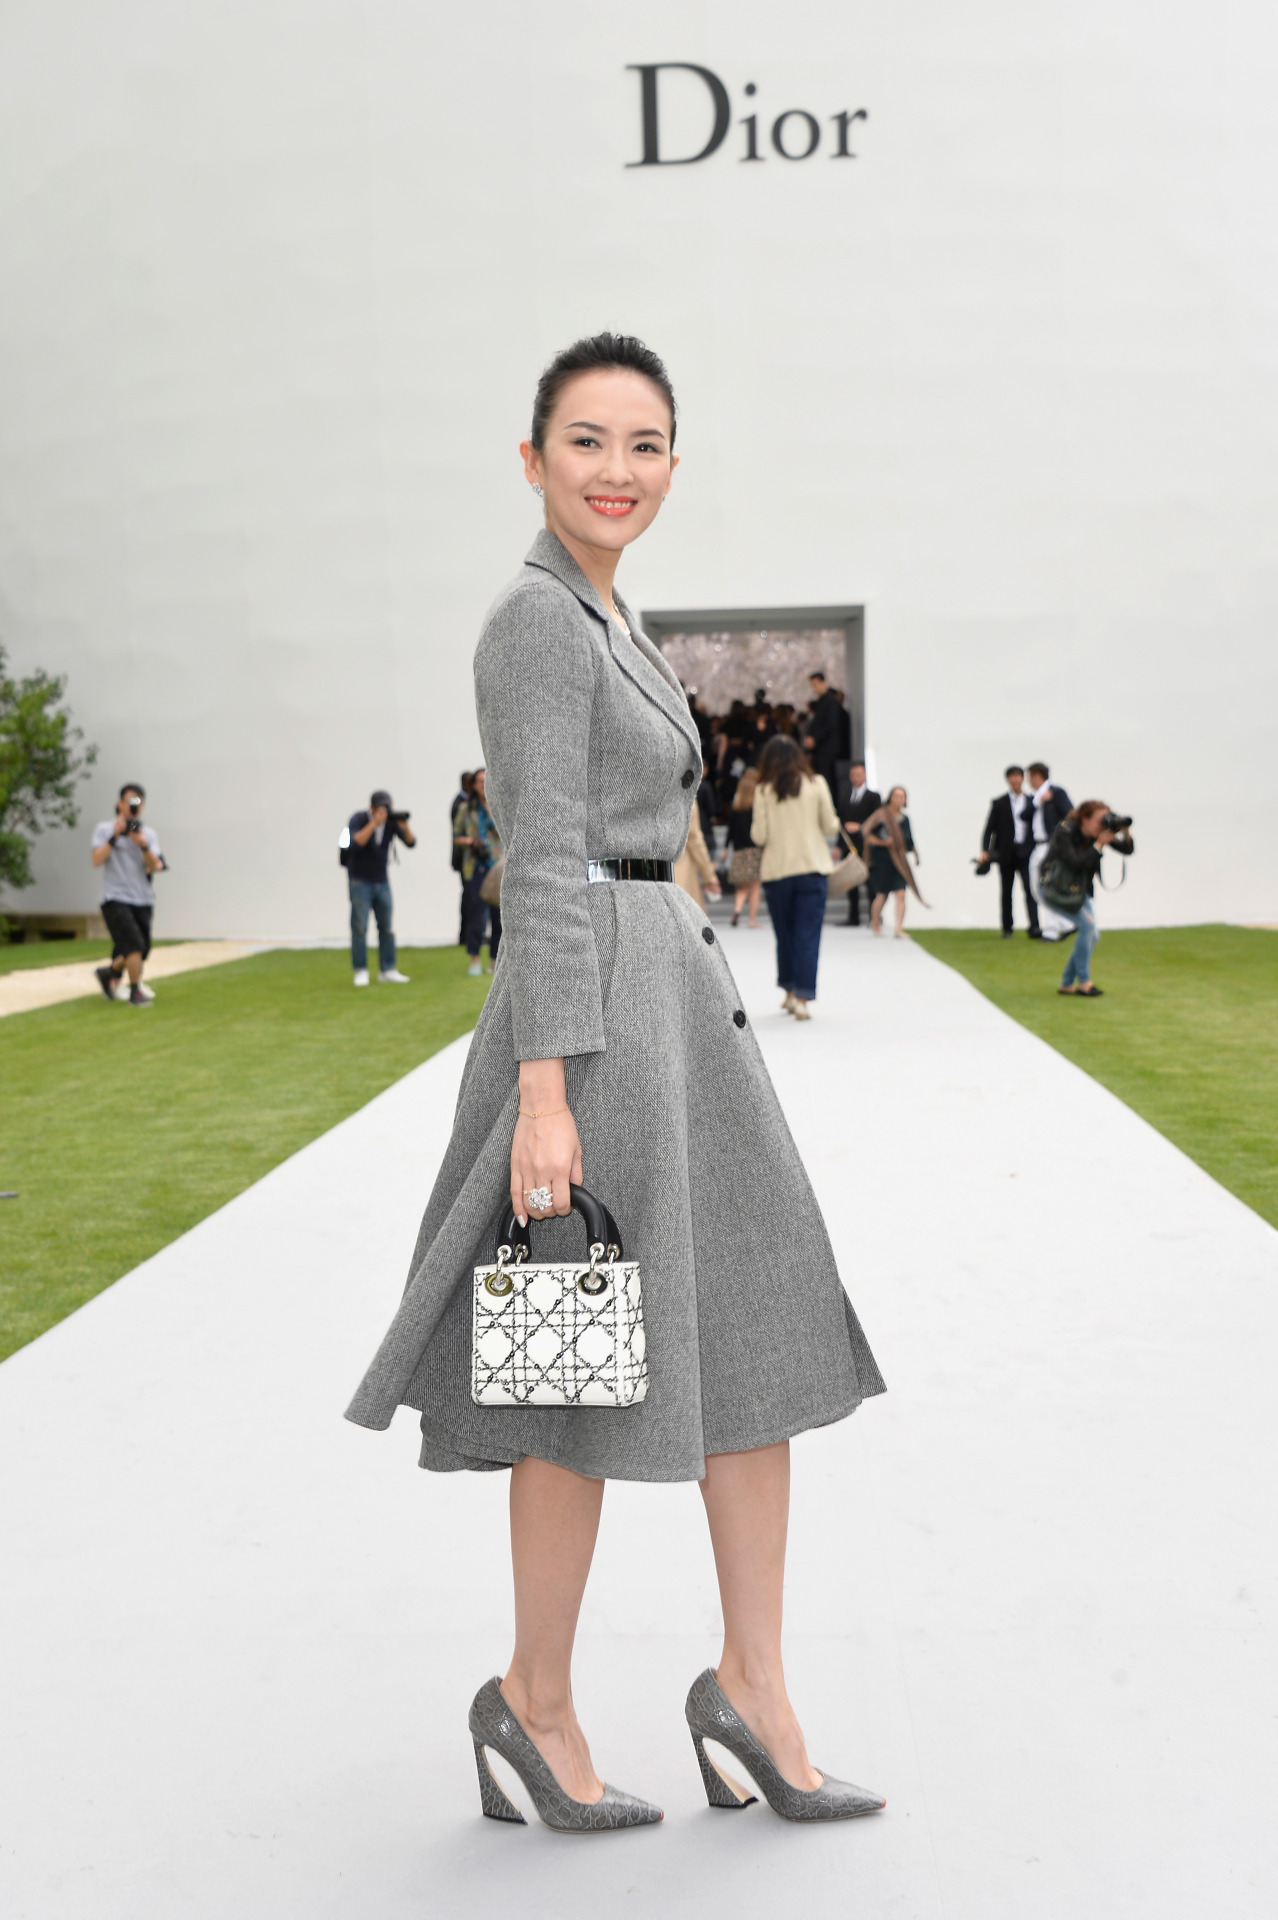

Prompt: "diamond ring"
[525,1186,554,1212]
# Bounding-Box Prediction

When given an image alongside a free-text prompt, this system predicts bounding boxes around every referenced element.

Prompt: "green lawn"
[0,947,489,1360]
[913,926,1278,1228]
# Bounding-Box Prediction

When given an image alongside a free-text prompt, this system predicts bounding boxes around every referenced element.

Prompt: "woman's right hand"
[511,1059,582,1226]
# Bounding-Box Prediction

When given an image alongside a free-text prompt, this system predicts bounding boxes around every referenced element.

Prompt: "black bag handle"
[497,1184,624,1262]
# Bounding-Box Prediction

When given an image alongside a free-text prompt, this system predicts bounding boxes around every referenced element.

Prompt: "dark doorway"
[640,605,865,761]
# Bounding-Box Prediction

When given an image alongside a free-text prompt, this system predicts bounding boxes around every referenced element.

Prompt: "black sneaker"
[94,965,119,1001]
[129,985,152,1007]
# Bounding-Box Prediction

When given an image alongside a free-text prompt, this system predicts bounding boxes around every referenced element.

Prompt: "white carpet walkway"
[2,928,1275,1919]
[0,942,263,1018]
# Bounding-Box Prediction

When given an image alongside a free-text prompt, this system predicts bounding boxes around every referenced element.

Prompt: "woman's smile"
[586,495,637,517]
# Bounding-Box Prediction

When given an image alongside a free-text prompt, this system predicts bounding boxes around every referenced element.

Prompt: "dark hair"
[119,782,145,799]
[758,735,813,802]
[888,785,908,807]
[809,670,827,684]
[1005,765,1024,779]
[1027,761,1049,779]
[850,759,867,772]
[530,333,677,451]
[1070,799,1107,825]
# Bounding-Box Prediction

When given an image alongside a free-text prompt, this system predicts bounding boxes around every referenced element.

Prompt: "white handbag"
[472,1186,648,1408]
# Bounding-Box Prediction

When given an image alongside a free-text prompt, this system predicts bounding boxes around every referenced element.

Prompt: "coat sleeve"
[474,581,605,1062]
[750,787,768,848]
[981,800,999,853]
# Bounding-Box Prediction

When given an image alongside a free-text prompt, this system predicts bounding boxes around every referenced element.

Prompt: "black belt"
[586,858,674,884]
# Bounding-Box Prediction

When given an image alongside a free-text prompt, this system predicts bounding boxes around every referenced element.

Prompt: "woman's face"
[1079,806,1106,839]
[522,369,677,556]
[889,787,907,811]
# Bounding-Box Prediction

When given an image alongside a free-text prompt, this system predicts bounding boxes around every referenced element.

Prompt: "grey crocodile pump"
[685,1668,885,1822]
[468,1678,663,1832]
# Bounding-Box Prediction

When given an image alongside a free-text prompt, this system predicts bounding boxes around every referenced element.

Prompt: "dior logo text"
[626,64,868,167]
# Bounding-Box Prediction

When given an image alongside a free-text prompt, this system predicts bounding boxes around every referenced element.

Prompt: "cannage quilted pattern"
[471,1260,648,1406]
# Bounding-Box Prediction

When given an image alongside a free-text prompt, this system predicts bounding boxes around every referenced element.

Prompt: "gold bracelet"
[517,1105,569,1119]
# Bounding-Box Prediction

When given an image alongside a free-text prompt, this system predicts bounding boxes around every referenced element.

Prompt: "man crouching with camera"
[1039,801,1135,998]
[90,783,164,1006]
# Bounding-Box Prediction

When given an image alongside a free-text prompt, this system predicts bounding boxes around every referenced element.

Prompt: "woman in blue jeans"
[1044,800,1134,998]
[750,736,838,1022]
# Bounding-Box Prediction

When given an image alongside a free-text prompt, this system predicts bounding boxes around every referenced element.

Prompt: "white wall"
[1,0,1275,938]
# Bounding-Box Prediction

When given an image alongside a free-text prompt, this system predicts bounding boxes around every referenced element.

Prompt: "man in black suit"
[978,765,1040,938]
[802,671,845,801]
[842,760,881,927]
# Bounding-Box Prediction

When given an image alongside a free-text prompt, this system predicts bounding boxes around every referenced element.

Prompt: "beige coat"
[674,804,718,911]
[751,775,839,881]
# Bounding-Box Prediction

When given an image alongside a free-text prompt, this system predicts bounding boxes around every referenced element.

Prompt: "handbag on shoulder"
[479,857,503,906]
[1037,851,1089,915]
[472,1185,647,1408]
[827,827,869,897]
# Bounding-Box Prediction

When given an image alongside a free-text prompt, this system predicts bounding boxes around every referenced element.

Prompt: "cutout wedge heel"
[690,1731,758,1809]
[473,1740,526,1824]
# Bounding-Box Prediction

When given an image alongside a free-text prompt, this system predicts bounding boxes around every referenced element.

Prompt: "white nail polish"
[517,1214,527,1228]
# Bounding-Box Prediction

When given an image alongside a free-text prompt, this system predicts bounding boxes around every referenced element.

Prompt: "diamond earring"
[531,482,544,500]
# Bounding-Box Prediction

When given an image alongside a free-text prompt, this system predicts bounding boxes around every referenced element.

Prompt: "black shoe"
[94,965,119,1000]
[1001,930,1014,939]
[1028,928,1043,939]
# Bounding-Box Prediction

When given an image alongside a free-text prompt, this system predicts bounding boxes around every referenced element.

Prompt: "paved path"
[2,928,1275,1918]
[0,941,263,1017]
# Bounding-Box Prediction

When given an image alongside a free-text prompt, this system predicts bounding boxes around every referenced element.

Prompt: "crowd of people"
[82,744,1131,1016]
[440,697,1134,1019]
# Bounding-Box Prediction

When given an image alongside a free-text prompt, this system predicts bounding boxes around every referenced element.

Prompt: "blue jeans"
[763,872,827,1001]
[349,880,396,973]
[1060,899,1099,986]
[461,867,493,958]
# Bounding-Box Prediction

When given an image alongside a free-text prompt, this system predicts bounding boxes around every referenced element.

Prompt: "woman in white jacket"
[751,736,838,1021]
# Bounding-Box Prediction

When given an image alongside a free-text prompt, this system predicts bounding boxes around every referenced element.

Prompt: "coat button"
[732,1008,746,1028]
[681,768,695,788]
[702,927,715,945]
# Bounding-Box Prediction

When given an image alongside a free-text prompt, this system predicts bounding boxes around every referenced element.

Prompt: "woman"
[864,786,923,937]
[750,736,838,1021]
[727,766,763,927]
[673,799,721,913]
[1044,800,1133,997]
[453,767,501,974]
[346,334,885,1831]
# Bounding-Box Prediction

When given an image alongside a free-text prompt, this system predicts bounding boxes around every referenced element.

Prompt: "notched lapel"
[524,531,702,759]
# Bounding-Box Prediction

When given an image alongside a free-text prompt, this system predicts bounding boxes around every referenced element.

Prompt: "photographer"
[347,788,415,987]
[1041,801,1135,998]
[90,783,163,1006]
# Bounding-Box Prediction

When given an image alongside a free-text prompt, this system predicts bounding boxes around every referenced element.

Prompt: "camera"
[1101,812,1133,832]
[390,809,411,824]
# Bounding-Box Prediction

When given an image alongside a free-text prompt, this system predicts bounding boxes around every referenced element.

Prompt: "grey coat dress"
[345,530,885,1482]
